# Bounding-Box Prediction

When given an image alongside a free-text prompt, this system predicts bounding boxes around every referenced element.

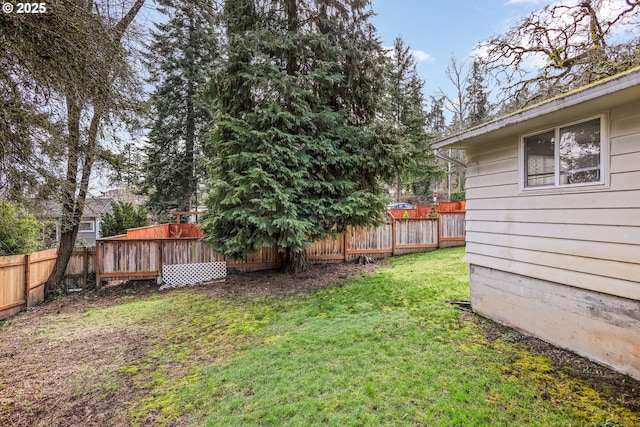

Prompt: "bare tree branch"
[479,0,640,109]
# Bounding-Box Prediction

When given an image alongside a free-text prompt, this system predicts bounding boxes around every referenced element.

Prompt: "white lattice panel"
[161,262,227,289]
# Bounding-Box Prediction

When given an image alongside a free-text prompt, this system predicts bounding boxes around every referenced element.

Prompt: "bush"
[0,201,43,256]
[100,202,150,238]
[450,191,466,202]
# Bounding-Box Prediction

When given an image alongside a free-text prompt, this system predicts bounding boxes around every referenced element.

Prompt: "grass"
[11,247,638,426]
[167,247,636,426]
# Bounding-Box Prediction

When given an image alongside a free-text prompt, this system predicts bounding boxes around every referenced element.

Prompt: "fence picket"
[2,209,465,320]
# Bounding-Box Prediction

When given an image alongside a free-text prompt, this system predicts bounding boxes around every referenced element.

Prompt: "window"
[523,117,603,188]
[525,130,555,187]
[79,221,95,232]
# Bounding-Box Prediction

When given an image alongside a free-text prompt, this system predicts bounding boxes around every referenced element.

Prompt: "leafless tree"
[440,57,469,132]
[480,0,640,106]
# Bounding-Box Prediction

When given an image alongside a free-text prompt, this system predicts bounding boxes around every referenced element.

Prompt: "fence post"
[82,246,89,286]
[95,242,101,287]
[391,217,397,256]
[157,239,163,285]
[24,253,31,307]
[437,214,441,248]
[342,226,349,262]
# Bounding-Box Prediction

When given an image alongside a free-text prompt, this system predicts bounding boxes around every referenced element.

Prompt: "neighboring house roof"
[100,187,147,206]
[82,198,113,218]
[37,197,113,219]
[434,67,640,150]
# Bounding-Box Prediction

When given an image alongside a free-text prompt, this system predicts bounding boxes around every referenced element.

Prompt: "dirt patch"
[0,261,381,427]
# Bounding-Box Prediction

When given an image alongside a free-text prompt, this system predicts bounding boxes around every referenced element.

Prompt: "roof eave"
[433,68,640,150]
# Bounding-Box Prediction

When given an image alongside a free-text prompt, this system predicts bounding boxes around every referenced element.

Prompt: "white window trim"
[519,114,609,192]
[78,220,95,233]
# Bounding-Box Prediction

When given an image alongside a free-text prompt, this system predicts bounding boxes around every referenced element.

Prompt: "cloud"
[384,45,434,63]
[410,49,435,63]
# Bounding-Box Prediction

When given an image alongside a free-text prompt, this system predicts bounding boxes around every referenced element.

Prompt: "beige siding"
[466,207,640,226]
[465,102,640,301]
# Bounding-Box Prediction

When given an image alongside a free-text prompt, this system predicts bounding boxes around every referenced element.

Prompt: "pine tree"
[465,60,490,127]
[203,0,395,272]
[426,95,446,137]
[142,0,218,221]
[100,202,150,238]
[381,36,438,202]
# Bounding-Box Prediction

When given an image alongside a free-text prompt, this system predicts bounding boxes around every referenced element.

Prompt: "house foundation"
[470,264,640,380]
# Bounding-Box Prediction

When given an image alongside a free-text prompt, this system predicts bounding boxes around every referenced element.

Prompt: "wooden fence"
[0,247,96,320]
[439,212,466,247]
[97,214,465,284]
[1,211,465,320]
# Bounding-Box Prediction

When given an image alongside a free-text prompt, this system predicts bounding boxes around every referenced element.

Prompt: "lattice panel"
[161,261,227,289]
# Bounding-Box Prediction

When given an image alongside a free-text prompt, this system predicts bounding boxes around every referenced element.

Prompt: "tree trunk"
[46,103,101,294]
[281,248,309,273]
[44,0,145,295]
[46,226,79,295]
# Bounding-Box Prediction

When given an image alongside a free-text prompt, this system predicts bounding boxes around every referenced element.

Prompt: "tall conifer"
[142,0,218,220]
[203,0,396,272]
[382,36,438,202]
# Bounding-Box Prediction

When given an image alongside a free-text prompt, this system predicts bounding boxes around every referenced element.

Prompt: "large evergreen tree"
[203,0,396,272]
[142,0,218,221]
[382,36,438,202]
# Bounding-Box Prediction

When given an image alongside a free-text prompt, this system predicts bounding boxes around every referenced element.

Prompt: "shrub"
[100,202,150,238]
[450,191,466,202]
[0,201,43,256]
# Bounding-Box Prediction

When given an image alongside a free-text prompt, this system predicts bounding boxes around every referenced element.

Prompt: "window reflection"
[559,118,600,184]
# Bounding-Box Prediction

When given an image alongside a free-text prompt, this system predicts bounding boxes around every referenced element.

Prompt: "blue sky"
[370,0,547,99]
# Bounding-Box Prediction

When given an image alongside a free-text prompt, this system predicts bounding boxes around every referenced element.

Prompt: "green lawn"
[19,247,636,426]
[140,247,636,426]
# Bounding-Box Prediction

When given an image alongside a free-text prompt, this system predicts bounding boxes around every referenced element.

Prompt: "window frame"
[520,114,608,191]
[78,220,95,233]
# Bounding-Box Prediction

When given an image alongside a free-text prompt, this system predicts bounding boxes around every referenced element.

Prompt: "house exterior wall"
[76,217,99,246]
[464,98,640,379]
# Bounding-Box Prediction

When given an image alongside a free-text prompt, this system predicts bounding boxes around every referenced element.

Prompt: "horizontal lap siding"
[465,103,640,300]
